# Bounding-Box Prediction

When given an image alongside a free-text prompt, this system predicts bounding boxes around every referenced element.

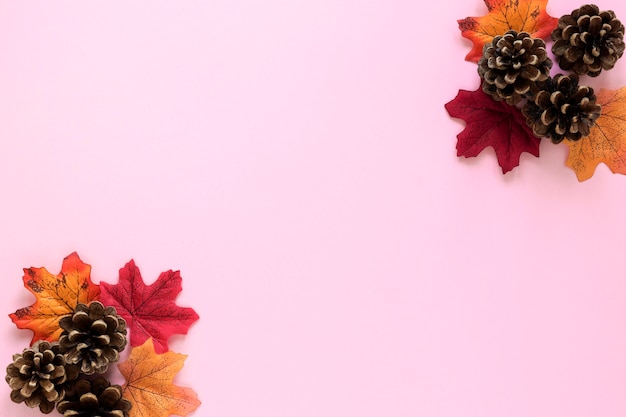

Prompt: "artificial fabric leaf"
[119,338,200,417]
[9,252,101,344]
[445,86,540,173]
[564,87,626,181]
[458,0,558,62]
[99,260,199,354]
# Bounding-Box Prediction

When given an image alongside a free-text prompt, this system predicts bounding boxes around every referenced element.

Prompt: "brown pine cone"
[478,30,552,105]
[551,4,625,77]
[59,301,127,375]
[56,377,131,417]
[522,74,602,143]
[5,341,80,414]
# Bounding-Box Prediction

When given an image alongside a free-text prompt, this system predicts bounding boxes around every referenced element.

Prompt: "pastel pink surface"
[1,1,626,417]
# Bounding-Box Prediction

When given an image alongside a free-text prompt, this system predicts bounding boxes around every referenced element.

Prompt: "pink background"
[2,1,626,416]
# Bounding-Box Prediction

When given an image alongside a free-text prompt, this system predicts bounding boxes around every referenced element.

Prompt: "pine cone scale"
[103,348,120,363]
[110,333,125,347]
[21,379,39,397]
[95,334,111,345]
[588,15,603,34]
[39,378,55,393]
[520,65,540,81]
[24,395,42,408]
[92,319,108,333]
[514,81,531,95]
[541,109,557,125]
[80,392,99,408]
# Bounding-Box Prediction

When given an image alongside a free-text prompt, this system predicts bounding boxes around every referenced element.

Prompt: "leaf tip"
[64,251,81,260]
[457,17,477,33]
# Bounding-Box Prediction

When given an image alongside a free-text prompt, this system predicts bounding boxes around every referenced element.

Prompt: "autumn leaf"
[9,252,101,344]
[458,0,558,62]
[99,260,199,354]
[564,87,626,181]
[445,86,541,173]
[119,338,200,417]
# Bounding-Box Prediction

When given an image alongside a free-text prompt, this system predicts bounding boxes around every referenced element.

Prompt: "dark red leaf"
[445,87,541,173]
[99,260,199,353]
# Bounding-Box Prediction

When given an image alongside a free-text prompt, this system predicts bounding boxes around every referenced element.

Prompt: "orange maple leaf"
[564,87,626,181]
[119,338,201,417]
[458,0,558,62]
[9,252,101,344]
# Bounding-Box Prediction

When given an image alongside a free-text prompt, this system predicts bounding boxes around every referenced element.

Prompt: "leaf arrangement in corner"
[446,0,626,180]
[6,252,201,417]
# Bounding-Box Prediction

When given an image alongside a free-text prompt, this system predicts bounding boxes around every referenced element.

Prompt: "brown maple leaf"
[458,0,558,62]
[564,87,626,181]
[9,252,101,344]
[119,338,201,417]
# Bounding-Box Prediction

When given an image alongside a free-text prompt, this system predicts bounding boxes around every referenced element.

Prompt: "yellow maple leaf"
[9,252,101,344]
[458,0,558,62]
[119,338,201,417]
[565,87,626,181]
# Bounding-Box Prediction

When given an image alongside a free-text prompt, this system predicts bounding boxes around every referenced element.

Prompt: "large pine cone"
[57,377,132,417]
[59,301,127,375]
[522,74,601,143]
[478,30,552,105]
[551,4,625,77]
[6,341,79,414]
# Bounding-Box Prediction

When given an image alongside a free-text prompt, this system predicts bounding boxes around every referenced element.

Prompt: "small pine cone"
[551,4,625,77]
[522,74,602,143]
[59,301,127,375]
[5,341,80,414]
[478,30,552,105]
[57,377,131,417]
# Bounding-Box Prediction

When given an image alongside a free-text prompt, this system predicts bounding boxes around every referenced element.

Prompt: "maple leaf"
[445,86,541,173]
[9,252,101,344]
[564,87,626,181]
[119,338,200,417]
[99,260,199,354]
[458,0,558,62]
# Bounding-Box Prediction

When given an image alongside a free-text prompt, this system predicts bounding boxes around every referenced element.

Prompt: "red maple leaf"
[445,87,541,173]
[99,260,199,353]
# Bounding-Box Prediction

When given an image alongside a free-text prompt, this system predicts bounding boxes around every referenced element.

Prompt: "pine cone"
[57,377,132,417]
[551,4,625,77]
[59,301,127,375]
[478,30,552,105]
[5,341,80,414]
[522,74,601,143]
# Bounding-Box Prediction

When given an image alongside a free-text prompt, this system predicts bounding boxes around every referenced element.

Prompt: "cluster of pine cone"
[5,302,131,416]
[477,4,624,143]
